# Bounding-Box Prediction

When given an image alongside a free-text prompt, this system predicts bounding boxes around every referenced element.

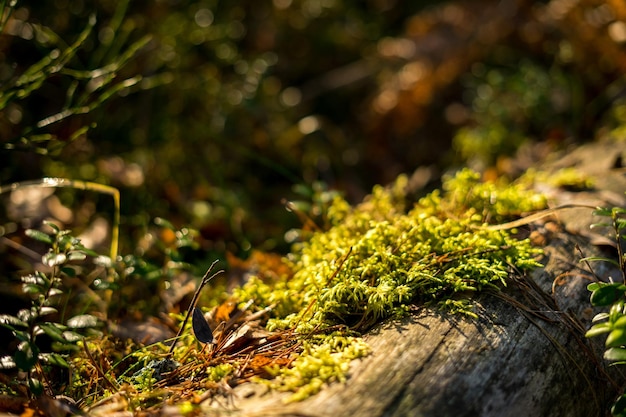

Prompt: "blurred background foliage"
[2,0,626,263]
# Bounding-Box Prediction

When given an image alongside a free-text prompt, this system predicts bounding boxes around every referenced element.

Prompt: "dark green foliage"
[588,282,626,308]
[585,206,626,416]
[0,221,100,397]
[613,394,626,417]
[108,217,213,318]
[0,0,150,158]
[453,60,580,167]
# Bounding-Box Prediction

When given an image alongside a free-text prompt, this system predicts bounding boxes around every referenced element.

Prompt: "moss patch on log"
[234,168,546,400]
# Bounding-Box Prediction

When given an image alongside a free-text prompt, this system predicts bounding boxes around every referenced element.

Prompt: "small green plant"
[585,206,626,417]
[104,216,209,319]
[0,221,101,397]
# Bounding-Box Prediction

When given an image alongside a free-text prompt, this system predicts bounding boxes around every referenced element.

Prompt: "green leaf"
[605,347,626,362]
[607,328,626,348]
[292,183,315,198]
[611,300,626,322]
[57,230,72,238]
[590,283,626,306]
[66,314,98,329]
[0,314,27,328]
[612,393,626,417]
[39,352,69,368]
[39,307,58,317]
[590,222,613,229]
[592,208,613,217]
[61,330,83,343]
[51,341,80,352]
[61,266,77,277]
[43,252,67,267]
[615,315,626,329]
[67,251,87,261]
[580,256,620,268]
[0,356,16,369]
[28,376,43,396]
[154,217,176,230]
[585,322,612,338]
[15,342,39,371]
[21,283,44,295]
[37,322,67,343]
[20,274,48,286]
[80,247,100,257]
[591,312,610,322]
[43,220,61,233]
[17,308,37,323]
[13,329,30,343]
[25,229,53,245]
[57,235,77,252]
[94,255,113,268]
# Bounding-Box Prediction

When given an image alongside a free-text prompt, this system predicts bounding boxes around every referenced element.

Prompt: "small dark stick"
[168,259,222,355]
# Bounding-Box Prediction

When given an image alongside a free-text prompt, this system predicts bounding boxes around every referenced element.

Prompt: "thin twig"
[479,203,598,231]
[575,244,602,282]
[168,260,223,355]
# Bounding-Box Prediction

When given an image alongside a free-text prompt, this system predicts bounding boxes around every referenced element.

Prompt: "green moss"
[234,168,546,399]
[206,363,233,381]
[524,167,594,190]
[260,334,370,402]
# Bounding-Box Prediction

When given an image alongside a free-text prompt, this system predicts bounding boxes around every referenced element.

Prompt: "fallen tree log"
[198,142,626,417]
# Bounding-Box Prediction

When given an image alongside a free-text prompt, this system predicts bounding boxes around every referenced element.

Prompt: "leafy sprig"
[0,221,100,397]
[585,206,626,417]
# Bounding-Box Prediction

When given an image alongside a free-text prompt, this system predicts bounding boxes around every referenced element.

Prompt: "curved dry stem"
[0,177,120,260]
[480,203,598,231]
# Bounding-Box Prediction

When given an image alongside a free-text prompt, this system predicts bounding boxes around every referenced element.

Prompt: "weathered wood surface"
[205,141,626,417]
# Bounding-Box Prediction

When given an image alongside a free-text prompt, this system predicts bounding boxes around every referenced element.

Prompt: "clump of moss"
[239,169,545,330]
[524,167,595,190]
[262,334,370,402]
[234,168,546,400]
